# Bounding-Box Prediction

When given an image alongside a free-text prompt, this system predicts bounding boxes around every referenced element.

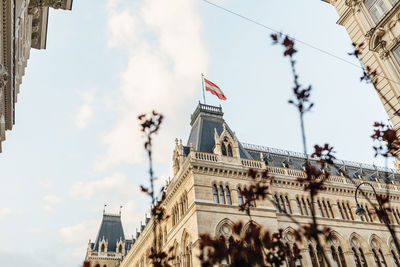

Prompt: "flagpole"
[201,73,206,104]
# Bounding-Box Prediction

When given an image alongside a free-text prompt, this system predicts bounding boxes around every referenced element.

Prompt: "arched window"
[95,264,100,267]
[285,196,292,214]
[119,244,123,253]
[101,244,105,252]
[237,187,243,205]
[221,143,227,156]
[212,184,219,203]
[296,197,303,215]
[219,185,225,204]
[103,265,107,267]
[225,186,231,205]
[227,144,233,157]
[309,245,318,267]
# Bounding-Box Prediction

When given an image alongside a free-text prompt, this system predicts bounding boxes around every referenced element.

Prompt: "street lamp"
[354,182,377,218]
[354,181,400,256]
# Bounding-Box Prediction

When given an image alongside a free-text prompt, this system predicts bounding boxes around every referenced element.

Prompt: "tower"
[85,212,133,267]
[324,0,400,132]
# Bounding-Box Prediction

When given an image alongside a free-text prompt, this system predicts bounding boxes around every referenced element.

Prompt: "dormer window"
[221,137,233,157]
[101,244,105,252]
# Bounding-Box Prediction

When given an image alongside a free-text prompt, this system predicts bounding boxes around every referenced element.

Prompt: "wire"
[201,0,400,86]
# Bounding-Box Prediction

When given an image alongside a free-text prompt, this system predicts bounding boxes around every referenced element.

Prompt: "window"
[275,194,280,212]
[317,246,326,267]
[353,248,362,267]
[225,186,231,205]
[297,198,304,215]
[219,185,225,204]
[237,187,243,205]
[309,245,318,267]
[280,195,286,213]
[347,203,354,220]
[328,201,335,218]
[307,199,312,216]
[318,200,325,217]
[338,202,345,219]
[391,250,400,266]
[322,201,329,218]
[213,184,219,203]
[303,198,309,216]
[338,246,347,267]
[331,246,341,267]
[285,196,292,214]
[359,248,368,267]
[365,0,389,23]
[227,144,233,157]
[221,143,227,156]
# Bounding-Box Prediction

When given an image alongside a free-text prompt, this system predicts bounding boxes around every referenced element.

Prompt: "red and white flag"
[204,78,227,100]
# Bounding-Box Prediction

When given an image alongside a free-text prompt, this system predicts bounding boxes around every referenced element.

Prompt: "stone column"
[363,251,376,267]
[384,252,396,267]
[300,248,313,267]
[343,250,357,267]
[324,248,335,266]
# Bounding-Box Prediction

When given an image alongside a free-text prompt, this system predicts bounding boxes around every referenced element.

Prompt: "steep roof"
[187,103,252,159]
[93,213,125,252]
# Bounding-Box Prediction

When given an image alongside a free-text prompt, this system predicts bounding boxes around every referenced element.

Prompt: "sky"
[0,0,392,266]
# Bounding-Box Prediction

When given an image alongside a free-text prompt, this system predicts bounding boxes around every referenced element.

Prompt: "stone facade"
[119,103,400,267]
[323,0,400,135]
[0,0,72,152]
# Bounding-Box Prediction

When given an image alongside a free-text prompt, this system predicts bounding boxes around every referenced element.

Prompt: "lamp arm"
[354,182,378,205]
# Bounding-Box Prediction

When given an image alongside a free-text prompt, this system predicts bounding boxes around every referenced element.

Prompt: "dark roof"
[187,103,252,159]
[94,214,125,252]
[242,143,399,183]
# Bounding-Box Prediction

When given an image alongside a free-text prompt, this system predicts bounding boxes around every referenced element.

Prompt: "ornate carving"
[345,0,362,11]
[0,64,8,88]
[29,0,64,9]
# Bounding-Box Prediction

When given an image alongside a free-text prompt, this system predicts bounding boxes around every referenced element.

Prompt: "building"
[118,103,400,267]
[323,0,400,137]
[0,0,73,152]
[85,212,134,267]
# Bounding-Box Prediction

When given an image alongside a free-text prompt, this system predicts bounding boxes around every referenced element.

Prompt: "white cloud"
[0,208,10,217]
[73,90,95,129]
[60,220,99,258]
[43,205,55,213]
[43,195,61,204]
[39,179,53,190]
[69,172,140,200]
[96,0,208,171]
